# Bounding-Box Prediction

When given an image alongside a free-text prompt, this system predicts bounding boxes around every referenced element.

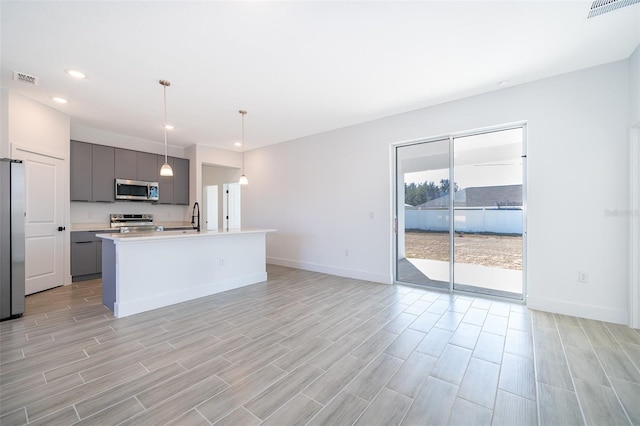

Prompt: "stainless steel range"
[110,214,159,233]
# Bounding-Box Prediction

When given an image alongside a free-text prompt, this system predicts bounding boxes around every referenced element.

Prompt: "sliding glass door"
[395,126,525,299]
[396,139,450,289]
[452,128,524,298]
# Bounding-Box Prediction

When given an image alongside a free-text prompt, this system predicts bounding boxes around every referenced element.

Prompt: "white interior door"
[205,185,219,231]
[15,148,65,295]
[223,183,241,229]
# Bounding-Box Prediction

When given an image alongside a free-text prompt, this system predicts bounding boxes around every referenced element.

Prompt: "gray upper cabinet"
[92,144,115,202]
[71,141,189,205]
[70,141,93,201]
[173,157,190,205]
[138,152,158,182]
[114,148,137,180]
[71,141,115,202]
[157,155,174,204]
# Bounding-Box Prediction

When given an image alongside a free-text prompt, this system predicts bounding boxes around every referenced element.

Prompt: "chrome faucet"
[191,202,201,232]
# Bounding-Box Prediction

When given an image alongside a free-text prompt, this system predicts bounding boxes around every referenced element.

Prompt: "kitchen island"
[98,228,275,318]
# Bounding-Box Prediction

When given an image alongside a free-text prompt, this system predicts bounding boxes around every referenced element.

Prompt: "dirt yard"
[404,230,522,270]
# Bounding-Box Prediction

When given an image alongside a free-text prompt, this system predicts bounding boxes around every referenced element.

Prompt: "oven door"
[115,179,150,200]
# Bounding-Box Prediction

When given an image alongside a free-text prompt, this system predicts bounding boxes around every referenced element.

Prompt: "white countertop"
[97,228,276,243]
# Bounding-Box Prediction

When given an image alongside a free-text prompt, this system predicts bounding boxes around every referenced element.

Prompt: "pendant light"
[159,79,173,177]
[238,110,248,185]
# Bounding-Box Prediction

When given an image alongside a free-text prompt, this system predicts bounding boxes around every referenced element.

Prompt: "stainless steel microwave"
[115,179,159,201]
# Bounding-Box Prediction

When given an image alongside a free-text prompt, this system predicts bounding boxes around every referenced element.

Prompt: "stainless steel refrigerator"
[1,158,25,320]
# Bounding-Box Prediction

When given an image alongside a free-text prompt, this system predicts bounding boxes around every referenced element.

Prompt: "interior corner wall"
[244,59,632,324]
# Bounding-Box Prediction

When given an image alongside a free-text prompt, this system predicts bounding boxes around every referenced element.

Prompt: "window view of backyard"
[405,231,522,270]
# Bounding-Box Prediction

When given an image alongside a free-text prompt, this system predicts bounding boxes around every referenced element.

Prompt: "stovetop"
[110,213,154,229]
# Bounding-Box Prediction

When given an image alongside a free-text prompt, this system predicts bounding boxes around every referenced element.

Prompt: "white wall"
[8,92,70,158]
[630,46,640,126]
[244,59,632,324]
[630,46,640,327]
[0,90,8,159]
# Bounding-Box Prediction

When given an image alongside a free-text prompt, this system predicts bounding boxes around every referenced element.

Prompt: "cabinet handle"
[75,241,93,244]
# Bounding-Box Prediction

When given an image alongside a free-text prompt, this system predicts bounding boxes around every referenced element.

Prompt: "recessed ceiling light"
[52,97,68,104]
[67,70,85,79]
[234,142,242,147]
[164,124,174,130]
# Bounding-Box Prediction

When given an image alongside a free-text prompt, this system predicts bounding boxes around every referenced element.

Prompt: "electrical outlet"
[578,271,588,283]
[345,249,349,257]
[220,257,225,266]
[369,212,374,220]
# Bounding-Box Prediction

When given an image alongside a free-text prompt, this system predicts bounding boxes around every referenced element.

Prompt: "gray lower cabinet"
[71,231,108,281]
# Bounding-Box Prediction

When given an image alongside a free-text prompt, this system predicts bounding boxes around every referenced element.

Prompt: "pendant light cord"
[163,84,168,162]
[241,111,245,173]
[240,110,247,174]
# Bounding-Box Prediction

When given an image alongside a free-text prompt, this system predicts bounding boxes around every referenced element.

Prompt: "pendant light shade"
[239,110,248,185]
[159,79,174,177]
[160,162,173,177]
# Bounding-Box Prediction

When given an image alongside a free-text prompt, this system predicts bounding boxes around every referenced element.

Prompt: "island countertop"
[97,228,276,243]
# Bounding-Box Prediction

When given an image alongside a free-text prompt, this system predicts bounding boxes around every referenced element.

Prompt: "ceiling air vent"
[13,71,39,85]
[587,0,640,18]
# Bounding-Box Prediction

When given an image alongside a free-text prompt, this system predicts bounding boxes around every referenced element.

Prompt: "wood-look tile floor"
[1,265,639,425]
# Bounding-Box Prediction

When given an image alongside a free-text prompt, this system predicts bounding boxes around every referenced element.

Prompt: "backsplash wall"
[71,201,190,226]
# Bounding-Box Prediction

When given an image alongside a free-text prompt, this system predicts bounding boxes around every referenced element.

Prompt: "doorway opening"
[202,164,242,231]
[395,125,526,300]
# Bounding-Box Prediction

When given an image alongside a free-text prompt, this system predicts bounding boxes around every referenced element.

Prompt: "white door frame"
[204,185,219,231]
[223,182,241,230]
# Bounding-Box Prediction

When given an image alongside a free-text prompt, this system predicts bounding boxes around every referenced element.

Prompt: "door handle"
[58,226,66,232]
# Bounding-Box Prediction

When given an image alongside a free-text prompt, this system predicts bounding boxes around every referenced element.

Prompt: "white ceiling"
[1,1,639,151]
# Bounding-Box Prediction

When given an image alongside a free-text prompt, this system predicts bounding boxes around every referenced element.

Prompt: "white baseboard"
[267,257,393,285]
[114,272,267,318]
[527,296,628,325]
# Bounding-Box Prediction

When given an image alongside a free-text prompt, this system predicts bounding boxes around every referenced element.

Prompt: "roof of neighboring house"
[415,184,522,208]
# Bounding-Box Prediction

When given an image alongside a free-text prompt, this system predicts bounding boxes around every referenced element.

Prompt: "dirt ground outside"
[404,230,522,270]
